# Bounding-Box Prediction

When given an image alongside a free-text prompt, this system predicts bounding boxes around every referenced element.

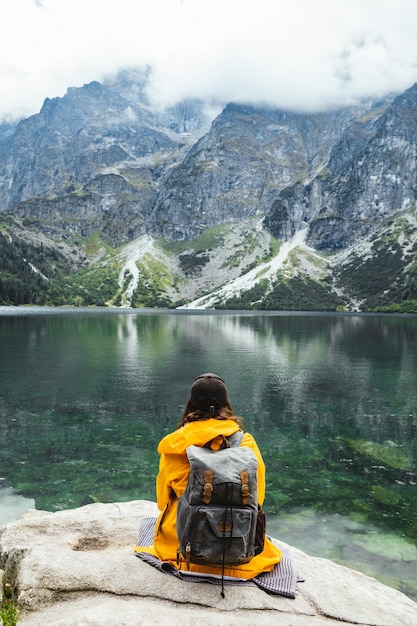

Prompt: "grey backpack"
[176,431,262,592]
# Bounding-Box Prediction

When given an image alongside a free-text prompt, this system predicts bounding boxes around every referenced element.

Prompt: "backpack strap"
[228,430,244,447]
[204,430,244,450]
[204,435,229,450]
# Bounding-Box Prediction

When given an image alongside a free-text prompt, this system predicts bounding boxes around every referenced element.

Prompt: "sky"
[1,0,417,121]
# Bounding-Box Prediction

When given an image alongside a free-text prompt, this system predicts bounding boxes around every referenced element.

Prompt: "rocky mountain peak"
[1,70,417,311]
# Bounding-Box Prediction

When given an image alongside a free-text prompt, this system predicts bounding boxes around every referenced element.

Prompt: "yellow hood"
[157,418,241,455]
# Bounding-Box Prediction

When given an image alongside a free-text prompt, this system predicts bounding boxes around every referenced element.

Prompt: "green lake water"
[0,307,416,600]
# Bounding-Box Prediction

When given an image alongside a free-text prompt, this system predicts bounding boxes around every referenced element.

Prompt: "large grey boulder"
[0,500,416,625]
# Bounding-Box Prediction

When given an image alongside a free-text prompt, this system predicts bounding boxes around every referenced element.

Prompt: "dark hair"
[177,373,242,429]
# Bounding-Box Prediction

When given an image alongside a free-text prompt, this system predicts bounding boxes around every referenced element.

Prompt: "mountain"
[1,69,417,311]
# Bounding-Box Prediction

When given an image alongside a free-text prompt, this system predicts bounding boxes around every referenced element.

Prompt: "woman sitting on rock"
[135,373,282,581]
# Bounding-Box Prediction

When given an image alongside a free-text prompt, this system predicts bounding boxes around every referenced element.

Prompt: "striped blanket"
[135,516,304,599]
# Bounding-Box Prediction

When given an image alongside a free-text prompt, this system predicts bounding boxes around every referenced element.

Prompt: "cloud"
[1,0,417,120]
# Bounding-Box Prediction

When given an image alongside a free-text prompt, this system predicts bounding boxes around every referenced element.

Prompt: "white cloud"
[1,0,417,120]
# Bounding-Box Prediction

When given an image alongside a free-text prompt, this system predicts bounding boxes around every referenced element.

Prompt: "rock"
[0,500,416,626]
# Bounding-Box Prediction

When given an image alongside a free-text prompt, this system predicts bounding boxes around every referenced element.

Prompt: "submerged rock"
[0,500,416,625]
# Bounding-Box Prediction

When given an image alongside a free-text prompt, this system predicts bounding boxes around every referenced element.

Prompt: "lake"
[0,307,416,600]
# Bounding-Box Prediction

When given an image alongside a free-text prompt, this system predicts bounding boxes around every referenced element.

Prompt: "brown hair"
[177,373,242,429]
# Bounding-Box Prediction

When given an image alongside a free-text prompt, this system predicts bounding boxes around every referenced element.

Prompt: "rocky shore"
[1,500,417,625]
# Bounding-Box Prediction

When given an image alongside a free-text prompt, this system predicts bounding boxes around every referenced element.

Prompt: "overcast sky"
[1,0,417,120]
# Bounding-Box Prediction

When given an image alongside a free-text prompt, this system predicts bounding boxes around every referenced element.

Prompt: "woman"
[136,373,282,580]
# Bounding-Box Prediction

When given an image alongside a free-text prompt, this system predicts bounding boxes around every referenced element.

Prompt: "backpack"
[176,431,264,594]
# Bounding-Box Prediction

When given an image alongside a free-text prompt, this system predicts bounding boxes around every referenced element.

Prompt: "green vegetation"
[221,229,274,271]
[0,583,19,626]
[0,231,70,305]
[216,280,269,309]
[82,229,112,259]
[2,209,416,311]
[336,243,406,300]
[335,229,417,310]
[0,231,120,307]
[261,275,345,310]
[269,237,280,258]
[68,261,120,306]
[370,300,417,313]
[160,223,228,255]
[178,250,210,276]
[218,275,345,310]
[131,254,176,308]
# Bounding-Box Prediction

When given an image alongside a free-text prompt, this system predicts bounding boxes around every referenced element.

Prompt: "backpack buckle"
[203,469,214,503]
[218,520,233,533]
[240,470,250,504]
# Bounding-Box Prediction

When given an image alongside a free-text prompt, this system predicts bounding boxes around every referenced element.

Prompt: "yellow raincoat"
[136,418,282,579]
